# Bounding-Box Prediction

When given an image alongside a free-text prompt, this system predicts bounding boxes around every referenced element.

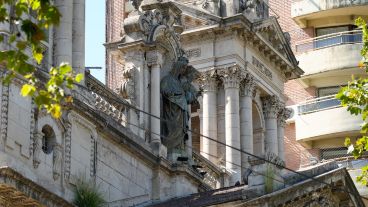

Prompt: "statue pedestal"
[248,152,285,194]
[168,148,190,163]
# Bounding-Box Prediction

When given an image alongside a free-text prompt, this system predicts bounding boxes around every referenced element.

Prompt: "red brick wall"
[268,0,314,51]
[268,0,318,170]
[106,0,126,91]
[284,123,320,170]
[284,80,316,105]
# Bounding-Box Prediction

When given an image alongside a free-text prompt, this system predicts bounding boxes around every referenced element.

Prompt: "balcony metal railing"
[295,30,362,53]
[297,95,341,115]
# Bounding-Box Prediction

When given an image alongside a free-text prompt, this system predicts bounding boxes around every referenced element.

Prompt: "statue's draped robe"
[160,74,188,150]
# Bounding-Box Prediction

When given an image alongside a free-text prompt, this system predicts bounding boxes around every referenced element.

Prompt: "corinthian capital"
[262,95,281,119]
[197,70,218,92]
[218,65,243,89]
[146,50,163,67]
[240,73,256,97]
[277,107,292,127]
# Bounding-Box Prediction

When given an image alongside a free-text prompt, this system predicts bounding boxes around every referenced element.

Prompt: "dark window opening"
[41,125,56,154]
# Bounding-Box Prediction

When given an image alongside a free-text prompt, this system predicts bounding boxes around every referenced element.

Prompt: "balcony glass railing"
[298,95,341,115]
[295,30,362,53]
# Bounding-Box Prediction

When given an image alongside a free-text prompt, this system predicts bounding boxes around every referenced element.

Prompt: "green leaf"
[49,104,61,118]
[20,84,36,97]
[33,51,43,64]
[75,73,84,83]
[60,63,72,75]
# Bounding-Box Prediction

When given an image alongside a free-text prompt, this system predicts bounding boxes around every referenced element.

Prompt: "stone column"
[239,75,255,175]
[54,0,73,66]
[262,95,280,155]
[219,66,242,185]
[198,71,218,163]
[147,51,163,154]
[277,107,291,161]
[72,0,85,81]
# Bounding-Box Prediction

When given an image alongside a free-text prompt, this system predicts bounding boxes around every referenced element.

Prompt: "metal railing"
[295,30,362,53]
[297,95,341,115]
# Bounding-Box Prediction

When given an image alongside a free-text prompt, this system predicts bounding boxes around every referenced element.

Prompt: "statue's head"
[172,56,189,76]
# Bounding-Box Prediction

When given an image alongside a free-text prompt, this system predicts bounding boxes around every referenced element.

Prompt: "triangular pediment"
[174,2,220,31]
[253,17,298,68]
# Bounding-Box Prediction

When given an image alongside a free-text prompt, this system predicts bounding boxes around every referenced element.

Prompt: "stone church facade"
[0,0,365,207]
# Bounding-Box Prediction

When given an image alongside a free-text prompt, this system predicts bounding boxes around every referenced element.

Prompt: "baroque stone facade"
[0,0,364,207]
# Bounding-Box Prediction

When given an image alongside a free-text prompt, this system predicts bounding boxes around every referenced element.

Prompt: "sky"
[85,1,106,84]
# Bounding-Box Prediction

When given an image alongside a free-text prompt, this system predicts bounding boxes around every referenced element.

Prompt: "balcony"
[295,30,362,53]
[292,0,368,27]
[294,95,362,146]
[294,30,364,83]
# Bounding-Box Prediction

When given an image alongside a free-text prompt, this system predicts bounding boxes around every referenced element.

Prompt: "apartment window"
[317,86,342,97]
[321,147,348,160]
[315,25,351,37]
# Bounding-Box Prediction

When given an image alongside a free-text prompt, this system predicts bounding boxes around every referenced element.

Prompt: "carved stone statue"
[160,57,200,153]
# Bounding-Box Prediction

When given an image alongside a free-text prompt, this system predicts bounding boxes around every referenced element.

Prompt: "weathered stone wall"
[0,81,201,205]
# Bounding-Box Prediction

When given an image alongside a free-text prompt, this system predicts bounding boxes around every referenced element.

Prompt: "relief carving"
[33,131,43,169]
[64,123,72,182]
[53,144,62,180]
[120,63,136,103]
[0,84,9,149]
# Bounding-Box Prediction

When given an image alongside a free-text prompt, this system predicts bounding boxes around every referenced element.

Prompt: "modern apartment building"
[269,0,368,198]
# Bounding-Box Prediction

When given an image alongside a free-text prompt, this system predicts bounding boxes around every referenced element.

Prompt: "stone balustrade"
[193,151,226,189]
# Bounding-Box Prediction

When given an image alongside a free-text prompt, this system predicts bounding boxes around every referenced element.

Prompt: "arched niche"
[252,102,265,156]
[37,114,64,146]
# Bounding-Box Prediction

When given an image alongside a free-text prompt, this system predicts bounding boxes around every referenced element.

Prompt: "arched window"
[41,125,56,154]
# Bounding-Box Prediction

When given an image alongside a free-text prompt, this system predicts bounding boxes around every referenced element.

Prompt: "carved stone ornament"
[197,70,218,92]
[53,144,62,180]
[0,83,9,149]
[138,3,185,58]
[64,123,72,182]
[277,106,292,127]
[33,131,43,169]
[240,73,256,97]
[218,65,243,89]
[262,95,281,119]
[120,63,136,102]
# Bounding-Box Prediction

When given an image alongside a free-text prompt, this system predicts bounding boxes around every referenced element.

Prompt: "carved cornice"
[197,70,218,92]
[218,65,243,89]
[0,167,73,207]
[262,95,281,119]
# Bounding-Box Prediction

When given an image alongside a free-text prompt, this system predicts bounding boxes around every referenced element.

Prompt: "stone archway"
[252,102,264,156]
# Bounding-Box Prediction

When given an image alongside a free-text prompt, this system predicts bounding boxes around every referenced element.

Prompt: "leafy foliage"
[73,179,105,207]
[338,17,368,185]
[0,0,83,118]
